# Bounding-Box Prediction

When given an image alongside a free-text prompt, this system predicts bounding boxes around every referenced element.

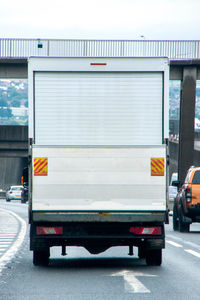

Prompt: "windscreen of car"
[11,187,23,191]
[192,171,200,184]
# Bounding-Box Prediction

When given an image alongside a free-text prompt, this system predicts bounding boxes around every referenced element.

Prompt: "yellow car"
[173,167,200,232]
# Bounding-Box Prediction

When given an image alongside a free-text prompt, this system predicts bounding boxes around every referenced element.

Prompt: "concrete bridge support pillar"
[178,66,197,183]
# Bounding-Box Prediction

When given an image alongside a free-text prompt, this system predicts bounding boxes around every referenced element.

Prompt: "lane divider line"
[166,240,183,247]
[167,239,200,258]
[184,249,200,258]
[167,234,200,250]
[0,208,27,273]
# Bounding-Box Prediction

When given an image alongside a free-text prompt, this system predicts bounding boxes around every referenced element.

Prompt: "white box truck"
[28,57,169,266]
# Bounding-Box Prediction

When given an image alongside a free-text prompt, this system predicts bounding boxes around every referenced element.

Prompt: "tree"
[0,99,8,107]
[0,108,12,119]
[11,99,21,107]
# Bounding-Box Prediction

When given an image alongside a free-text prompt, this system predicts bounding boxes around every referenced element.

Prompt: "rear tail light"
[90,63,107,66]
[129,226,162,235]
[9,191,13,194]
[36,227,63,235]
[185,187,192,203]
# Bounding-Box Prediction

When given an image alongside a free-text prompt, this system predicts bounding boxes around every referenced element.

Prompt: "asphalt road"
[1,201,200,300]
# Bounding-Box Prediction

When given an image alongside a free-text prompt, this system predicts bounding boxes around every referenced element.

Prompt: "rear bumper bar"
[32,211,167,223]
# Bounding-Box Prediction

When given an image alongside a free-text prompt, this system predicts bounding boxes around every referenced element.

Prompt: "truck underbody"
[30,212,165,266]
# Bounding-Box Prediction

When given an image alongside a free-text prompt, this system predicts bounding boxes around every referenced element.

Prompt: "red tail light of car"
[185,187,192,203]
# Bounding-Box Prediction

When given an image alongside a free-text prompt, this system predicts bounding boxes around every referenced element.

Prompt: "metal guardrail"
[1,39,200,60]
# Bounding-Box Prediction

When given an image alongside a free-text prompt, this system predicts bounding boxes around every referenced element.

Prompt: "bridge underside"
[0,126,28,189]
[0,59,27,79]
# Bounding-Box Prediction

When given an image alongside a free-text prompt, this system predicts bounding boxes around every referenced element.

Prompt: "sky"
[0,0,200,40]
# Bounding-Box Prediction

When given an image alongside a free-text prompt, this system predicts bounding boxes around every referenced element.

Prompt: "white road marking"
[0,237,14,239]
[167,234,183,242]
[183,241,200,250]
[0,209,27,273]
[167,234,200,249]
[167,236,200,258]
[166,240,183,247]
[111,270,156,293]
[185,249,200,258]
[0,242,12,244]
[0,234,17,236]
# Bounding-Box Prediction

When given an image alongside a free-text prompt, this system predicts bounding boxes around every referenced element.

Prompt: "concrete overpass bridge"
[1,38,200,187]
[0,126,28,189]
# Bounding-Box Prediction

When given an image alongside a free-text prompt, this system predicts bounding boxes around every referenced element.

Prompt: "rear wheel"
[33,250,50,266]
[146,249,162,266]
[179,219,190,232]
[178,207,190,232]
[173,203,178,231]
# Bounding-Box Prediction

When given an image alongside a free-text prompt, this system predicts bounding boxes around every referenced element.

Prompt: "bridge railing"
[1,39,200,59]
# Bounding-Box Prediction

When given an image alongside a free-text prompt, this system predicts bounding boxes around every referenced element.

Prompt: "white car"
[168,173,178,210]
[6,185,24,202]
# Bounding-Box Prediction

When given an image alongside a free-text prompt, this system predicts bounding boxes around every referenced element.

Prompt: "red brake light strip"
[90,63,107,66]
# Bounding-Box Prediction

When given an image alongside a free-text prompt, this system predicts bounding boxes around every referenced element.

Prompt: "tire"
[146,249,162,266]
[33,250,50,266]
[173,203,179,231]
[178,207,190,232]
[179,219,190,232]
[6,199,10,202]
[138,246,146,259]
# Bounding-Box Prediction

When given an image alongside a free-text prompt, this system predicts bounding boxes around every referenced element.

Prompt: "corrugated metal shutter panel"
[35,72,163,146]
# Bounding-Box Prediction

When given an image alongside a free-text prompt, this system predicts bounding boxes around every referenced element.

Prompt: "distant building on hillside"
[11,106,28,117]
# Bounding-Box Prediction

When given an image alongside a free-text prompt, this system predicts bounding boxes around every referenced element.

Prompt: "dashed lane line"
[166,240,183,247]
[167,239,200,259]
[0,208,27,273]
[184,249,200,258]
[167,234,200,250]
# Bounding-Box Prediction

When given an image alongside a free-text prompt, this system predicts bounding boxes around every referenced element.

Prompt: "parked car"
[168,172,178,211]
[173,166,200,232]
[6,185,24,202]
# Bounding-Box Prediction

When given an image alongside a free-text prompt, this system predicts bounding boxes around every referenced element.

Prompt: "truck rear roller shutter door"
[34,72,163,146]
